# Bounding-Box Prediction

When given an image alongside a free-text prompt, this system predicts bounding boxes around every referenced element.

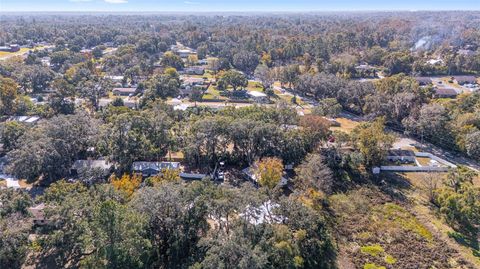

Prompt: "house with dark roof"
[71,159,113,176]
[453,76,477,85]
[132,161,181,177]
[0,44,20,52]
[112,87,137,96]
[184,66,205,75]
[387,149,416,163]
[434,87,458,99]
[28,203,48,226]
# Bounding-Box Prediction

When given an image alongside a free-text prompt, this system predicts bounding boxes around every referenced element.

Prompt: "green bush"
[360,244,384,257]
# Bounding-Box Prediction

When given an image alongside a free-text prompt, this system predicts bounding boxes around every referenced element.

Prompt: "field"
[388,172,480,267]
[330,186,474,269]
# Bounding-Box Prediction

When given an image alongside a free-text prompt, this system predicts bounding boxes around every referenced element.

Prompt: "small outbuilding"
[386,149,416,163]
[112,87,137,96]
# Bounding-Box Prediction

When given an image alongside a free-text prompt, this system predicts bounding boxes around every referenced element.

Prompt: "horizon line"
[2,9,480,13]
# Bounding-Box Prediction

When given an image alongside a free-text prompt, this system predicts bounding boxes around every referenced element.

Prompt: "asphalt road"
[341,110,480,172]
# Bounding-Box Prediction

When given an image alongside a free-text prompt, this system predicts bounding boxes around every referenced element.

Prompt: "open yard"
[330,117,361,133]
[0,46,48,60]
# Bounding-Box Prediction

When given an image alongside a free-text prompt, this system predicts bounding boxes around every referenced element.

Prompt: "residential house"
[70,159,113,177]
[112,87,137,96]
[247,91,269,103]
[7,116,41,124]
[458,49,476,57]
[182,77,205,86]
[177,49,195,58]
[198,59,208,65]
[386,149,416,163]
[453,76,477,85]
[104,75,124,83]
[41,57,51,67]
[426,59,444,65]
[132,161,181,177]
[28,203,48,226]
[434,87,458,98]
[0,44,20,52]
[184,66,205,75]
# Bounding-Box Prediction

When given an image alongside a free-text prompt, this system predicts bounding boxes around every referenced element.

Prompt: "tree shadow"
[376,172,412,203]
[448,230,480,258]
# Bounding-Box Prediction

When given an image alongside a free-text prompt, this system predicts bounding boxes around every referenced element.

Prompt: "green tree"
[218,70,248,91]
[0,189,32,269]
[0,121,26,152]
[6,114,99,183]
[37,182,150,268]
[313,98,342,117]
[295,153,334,194]
[132,182,209,268]
[0,76,18,115]
[161,51,184,70]
[353,118,395,169]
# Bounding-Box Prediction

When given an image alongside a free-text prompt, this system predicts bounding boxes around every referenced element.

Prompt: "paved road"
[341,111,480,172]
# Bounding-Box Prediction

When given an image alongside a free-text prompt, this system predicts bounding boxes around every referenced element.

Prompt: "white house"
[247,91,269,103]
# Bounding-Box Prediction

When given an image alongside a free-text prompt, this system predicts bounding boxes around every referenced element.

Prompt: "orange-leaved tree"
[254,157,284,190]
[111,173,142,198]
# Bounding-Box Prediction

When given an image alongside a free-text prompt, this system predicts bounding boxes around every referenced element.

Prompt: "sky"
[1,0,479,12]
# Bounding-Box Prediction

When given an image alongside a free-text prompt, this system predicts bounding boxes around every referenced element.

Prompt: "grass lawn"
[330,117,360,134]
[204,85,227,100]
[272,88,307,106]
[416,157,432,166]
[0,46,47,60]
[246,81,264,92]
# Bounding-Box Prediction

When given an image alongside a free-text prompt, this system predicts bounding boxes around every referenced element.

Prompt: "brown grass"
[330,117,360,134]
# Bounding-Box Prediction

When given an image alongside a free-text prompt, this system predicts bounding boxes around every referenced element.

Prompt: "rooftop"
[132,161,181,172]
[387,149,415,157]
[247,91,268,98]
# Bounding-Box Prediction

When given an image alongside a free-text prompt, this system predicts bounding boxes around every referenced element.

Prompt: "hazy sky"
[1,0,479,12]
